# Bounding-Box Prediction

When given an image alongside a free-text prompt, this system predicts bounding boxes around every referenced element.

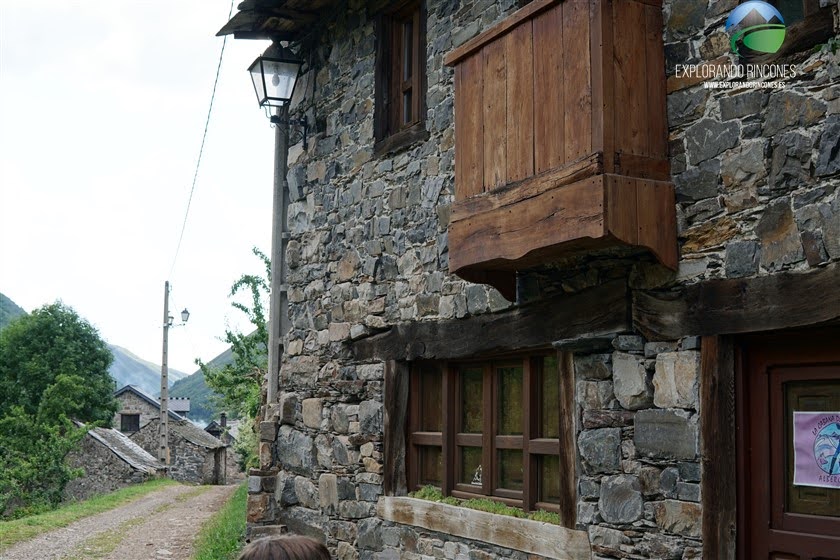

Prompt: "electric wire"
[168,0,236,280]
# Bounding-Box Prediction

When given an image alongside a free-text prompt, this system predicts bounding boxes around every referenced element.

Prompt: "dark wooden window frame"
[121,413,140,433]
[404,351,575,517]
[374,0,428,157]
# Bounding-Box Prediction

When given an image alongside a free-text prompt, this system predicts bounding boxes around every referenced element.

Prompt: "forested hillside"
[0,293,26,329]
[170,346,233,424]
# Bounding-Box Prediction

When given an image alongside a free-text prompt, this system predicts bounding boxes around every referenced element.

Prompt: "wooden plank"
[505,21,534,182]
[613,0,648,156]
[633,262,840,341]
[700,336,737,560]
[483,39,507,190]
[563,0,591,161]
[589,0,613,171]
[451,152,602,222]
[636,179,678,270]
[449,176,606,272]
[455,54,484,200]
[557,351,577,529]
[605,175,638,246]
[444,0,560,66]
[614,152,670,181]
[644,3,668,159]
[353,280,630,361]
[533,3,564,173]
[377,497,592,559]
[384,360,408,496]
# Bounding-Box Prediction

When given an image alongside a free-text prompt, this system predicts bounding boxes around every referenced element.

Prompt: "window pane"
[498,449,524,491]
[461,368,483,433]
[403,91,412,124]
[539,455,561,503]
[541,356,560,438]
[498,365,523,435]
[420,367,442,432]
[460,447,483,487]
[419,446,443,487]
[402,20,413,81]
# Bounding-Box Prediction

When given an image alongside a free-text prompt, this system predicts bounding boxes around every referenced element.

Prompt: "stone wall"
[132,418,219,485]
[114,391,163,430]
[245,0,840,558]
[64,433,152,502]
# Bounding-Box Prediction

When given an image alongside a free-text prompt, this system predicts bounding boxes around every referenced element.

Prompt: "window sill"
[373,123,429,158]
[376,496,591,559]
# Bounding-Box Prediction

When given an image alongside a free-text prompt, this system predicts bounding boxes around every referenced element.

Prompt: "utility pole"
[266,104,291,415]
[159,281,171,466]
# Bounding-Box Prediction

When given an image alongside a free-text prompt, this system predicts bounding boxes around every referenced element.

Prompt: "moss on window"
[408,485,562,525]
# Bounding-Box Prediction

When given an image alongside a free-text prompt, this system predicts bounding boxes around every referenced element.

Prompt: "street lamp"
[159,281,189,466]
[248,44,303,108]
[249,42,302,420]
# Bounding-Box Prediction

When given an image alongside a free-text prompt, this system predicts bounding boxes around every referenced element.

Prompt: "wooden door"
[740,330,840,559]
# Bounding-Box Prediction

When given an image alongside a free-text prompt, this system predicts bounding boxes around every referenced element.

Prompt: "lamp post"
[159,280,189,466]
[248,43,302,417]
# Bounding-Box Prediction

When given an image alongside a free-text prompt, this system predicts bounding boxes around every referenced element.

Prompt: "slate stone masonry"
[244,0,840,558]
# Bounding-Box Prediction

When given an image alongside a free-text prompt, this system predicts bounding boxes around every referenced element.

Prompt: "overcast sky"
[1,1,278,373]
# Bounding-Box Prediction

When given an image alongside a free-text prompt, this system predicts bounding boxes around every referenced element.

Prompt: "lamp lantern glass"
[248,47,302,108]
[181,309,190,323]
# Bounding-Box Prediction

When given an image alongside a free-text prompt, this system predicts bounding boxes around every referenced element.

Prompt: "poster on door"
[793,411,840,489]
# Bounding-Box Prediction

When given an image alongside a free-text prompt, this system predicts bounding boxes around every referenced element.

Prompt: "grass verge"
[192,483,248,560]
[0,478,178,552]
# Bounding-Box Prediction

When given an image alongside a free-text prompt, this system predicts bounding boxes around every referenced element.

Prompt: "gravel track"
[1,484,237,560]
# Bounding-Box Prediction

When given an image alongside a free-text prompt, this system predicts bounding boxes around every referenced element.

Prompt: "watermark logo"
[725,1,786,59]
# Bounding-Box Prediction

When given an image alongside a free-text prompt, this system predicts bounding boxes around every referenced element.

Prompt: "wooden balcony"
[444,0,677,300]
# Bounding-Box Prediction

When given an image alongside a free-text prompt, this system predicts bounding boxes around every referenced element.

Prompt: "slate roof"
[172,418,226,450]
[75,422,162,474]
[216,0,343,40]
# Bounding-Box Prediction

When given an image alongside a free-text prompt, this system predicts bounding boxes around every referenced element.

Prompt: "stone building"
[114,385,228,485]
[64,424,162,501]
[218,0,840,558]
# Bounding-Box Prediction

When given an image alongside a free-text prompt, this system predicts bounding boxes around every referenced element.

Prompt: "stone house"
[219,0,840,558]
[114,385,228,485]
[64,423,163,501]
[206,413,247,482]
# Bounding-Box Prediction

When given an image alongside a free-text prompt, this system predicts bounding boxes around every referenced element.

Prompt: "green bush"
[0,410,85,518]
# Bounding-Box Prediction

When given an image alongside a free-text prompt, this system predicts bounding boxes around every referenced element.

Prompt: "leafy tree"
[0,409,85,517]
[198,247,270,469]
[0,302,117,424]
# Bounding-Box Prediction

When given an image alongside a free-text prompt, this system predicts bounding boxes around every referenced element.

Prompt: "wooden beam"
[444,0,560,66]
[353,280,630,361]
[383,360,408,496]
[700,336,737,559]
[557,351,577,529]
[633,262,840,340]
[376,497,591,559]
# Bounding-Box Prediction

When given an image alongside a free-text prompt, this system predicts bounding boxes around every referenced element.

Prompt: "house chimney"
[220,412,227,428]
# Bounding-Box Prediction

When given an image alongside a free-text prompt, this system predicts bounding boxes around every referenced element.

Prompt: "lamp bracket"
[270,114,309,150]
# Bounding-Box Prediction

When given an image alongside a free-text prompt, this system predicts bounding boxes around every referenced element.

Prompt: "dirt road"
[1,484,237,560]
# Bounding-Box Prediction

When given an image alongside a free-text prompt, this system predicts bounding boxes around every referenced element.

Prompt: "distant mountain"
[0,293,27,330]
[0,292,185,398]
[170,345,236,425]
[108,345,188,397]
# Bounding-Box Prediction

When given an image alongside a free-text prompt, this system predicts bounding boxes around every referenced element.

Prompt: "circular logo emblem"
[725,1,786,59]
[814,422,840,475]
